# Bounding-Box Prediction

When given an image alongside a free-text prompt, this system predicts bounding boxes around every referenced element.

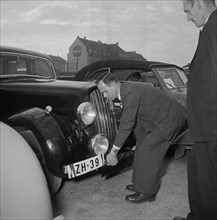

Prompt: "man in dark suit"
[174,1,217,220]
[96,73,187,203]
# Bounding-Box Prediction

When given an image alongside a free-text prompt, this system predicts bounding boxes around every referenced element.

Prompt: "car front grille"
[90,89,117,146]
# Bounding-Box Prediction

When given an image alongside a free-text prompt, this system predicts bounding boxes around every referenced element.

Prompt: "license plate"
[69,154,104,178]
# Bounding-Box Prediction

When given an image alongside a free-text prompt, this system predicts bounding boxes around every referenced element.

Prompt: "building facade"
[67,36,145,72]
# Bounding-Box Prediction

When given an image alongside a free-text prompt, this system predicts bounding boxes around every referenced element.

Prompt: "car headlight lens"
[90,134,109,155]
[77,102,97,126]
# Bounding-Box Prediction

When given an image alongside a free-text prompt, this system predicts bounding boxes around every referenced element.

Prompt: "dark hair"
[127,72,141,81]
[95,72,119,85]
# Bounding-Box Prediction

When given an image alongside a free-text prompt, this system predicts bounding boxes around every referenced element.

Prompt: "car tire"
[19,129,62,195]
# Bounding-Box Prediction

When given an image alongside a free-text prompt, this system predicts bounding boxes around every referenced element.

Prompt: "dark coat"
[187,9,217,142]
[113,82,187,148]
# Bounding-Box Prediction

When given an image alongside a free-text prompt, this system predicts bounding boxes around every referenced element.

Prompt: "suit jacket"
[113,82,187,148]
[187,9,217,142]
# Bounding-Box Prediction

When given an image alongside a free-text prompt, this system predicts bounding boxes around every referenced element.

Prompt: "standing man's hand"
[106,145,120,166]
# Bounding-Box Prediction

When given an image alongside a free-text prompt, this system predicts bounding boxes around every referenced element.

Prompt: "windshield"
[156,67,187,89]
[0,53,56,80]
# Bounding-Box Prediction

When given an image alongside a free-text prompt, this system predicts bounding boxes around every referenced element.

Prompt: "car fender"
[6,107,71,177]
[0,122,65,220]
[0,122,54,219]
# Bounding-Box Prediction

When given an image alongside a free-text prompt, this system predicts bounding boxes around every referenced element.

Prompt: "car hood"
[0,79,96,96]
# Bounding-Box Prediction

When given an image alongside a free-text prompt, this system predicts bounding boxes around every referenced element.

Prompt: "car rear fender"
[6,107,71,177]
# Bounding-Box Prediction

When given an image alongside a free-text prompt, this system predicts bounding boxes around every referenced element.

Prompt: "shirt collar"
[118,82,121,101]
[118,92,121,101]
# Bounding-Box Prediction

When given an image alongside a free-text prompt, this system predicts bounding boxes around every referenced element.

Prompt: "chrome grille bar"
[90,89,117,146]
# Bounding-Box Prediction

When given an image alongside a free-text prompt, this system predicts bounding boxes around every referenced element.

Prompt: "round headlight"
[77,102,97,126]
[90,134,109,155]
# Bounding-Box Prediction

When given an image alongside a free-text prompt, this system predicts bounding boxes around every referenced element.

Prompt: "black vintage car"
[0,46,134,194]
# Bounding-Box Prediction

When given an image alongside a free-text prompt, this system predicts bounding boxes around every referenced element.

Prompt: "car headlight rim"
[77,102,97,126]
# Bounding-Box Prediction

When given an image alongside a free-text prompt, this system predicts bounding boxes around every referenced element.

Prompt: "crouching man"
[96,73,187,203]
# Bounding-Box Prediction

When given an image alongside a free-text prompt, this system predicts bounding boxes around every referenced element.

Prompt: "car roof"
[75,59,183,81]
[0,45,51,60]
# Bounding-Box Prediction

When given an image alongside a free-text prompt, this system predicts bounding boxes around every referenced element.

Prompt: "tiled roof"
[78,37,124,53]
[125,51,144,60]
[77,36,145,59]
[79,37,109,51]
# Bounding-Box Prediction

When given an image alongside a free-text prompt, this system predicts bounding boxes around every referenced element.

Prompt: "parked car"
[75,59,188,108]
[75,59,192,157]
[0,46,134,194]
[0,122,64,220]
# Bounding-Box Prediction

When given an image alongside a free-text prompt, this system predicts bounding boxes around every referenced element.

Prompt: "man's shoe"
[173,217,186,220]
[125,192,156,203]
[125,184,135,192]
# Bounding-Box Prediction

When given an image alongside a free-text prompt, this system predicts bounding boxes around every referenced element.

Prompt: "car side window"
[140,71,161,89]
[11,60,26,75]
[0,54,55,79]
[0,56,27,75]
[32,59,52,77]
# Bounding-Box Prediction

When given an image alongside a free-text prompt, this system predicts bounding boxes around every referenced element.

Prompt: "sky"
[1,0,212,67]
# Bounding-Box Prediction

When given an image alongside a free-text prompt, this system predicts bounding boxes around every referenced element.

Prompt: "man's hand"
[106,146,120,166]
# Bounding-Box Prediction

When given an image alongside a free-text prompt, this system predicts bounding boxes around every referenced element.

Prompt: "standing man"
[174,0,217,220]
[96,73,187,203]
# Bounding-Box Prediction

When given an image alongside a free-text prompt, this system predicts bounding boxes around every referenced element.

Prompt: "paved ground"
[52,151,190,220]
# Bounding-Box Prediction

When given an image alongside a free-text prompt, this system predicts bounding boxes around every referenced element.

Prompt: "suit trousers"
[132,129,172,194]
[187,141,217,220]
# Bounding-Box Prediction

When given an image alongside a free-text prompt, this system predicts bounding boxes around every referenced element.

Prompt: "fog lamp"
[90,134,109,155]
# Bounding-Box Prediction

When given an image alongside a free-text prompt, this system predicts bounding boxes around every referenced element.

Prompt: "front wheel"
[18,129,62,195]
